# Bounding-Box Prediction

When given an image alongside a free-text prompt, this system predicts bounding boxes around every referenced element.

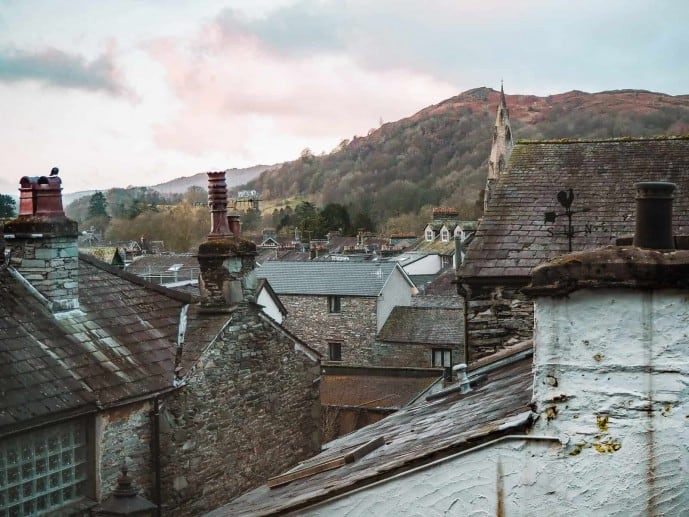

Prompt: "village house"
[374,305,463,369]
[457,88,689,362]
[209,181,689,516]
[0,171,321,516]
[255,261,416,365]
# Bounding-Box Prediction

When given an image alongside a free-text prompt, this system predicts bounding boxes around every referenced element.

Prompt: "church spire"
[484,83,514,211]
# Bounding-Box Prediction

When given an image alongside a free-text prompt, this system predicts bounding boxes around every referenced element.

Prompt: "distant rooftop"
[255,261,409,297]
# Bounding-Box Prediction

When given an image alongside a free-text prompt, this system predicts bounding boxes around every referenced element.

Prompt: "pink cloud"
[146,18,456,158]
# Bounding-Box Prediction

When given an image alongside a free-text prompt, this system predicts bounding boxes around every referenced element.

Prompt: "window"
[432,349,452,368]
[425,229,434,241]
[440,229,449,242]
[0,419,91,516]
[328,343,342,361]
[328,296,341,313]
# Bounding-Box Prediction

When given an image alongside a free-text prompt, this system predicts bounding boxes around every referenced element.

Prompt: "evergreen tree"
[0,194,16,218]
[87,191,108,218]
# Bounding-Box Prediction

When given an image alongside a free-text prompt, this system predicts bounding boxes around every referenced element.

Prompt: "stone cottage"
[211,182,689,516]
[0,170,320,516]
[255,261,416,365]
[458,92,689,362]
[374,305,463,368]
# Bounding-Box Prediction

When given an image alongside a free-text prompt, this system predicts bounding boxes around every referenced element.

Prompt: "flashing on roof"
[266,436,385,489]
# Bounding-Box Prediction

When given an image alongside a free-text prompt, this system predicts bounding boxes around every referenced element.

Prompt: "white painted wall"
[401,254,443,276]
[376,267,413,332]
[256,288,283,324]
[529,288,689,515]
[304,288,689,516]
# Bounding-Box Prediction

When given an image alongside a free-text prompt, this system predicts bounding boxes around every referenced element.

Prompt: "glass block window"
[0,419,89,517]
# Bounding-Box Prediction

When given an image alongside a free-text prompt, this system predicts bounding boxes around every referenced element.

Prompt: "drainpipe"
[152,397,162,517]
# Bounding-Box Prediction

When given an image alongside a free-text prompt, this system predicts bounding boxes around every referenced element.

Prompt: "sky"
[0,0,687,194]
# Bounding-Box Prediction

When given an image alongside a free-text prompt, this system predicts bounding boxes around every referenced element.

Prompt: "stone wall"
[97,402,154,501]
[462,283,532,362]
[372,342,456,368]
[6,234,79,311]
[279,294,378,365]
[160,303,321,516]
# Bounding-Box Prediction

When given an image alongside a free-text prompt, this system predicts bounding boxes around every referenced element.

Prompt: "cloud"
[210,0,689,95]
[147,20,456,158]
[0,47,131,96]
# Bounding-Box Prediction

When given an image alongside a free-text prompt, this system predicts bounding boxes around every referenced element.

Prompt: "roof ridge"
[517,134,689,145]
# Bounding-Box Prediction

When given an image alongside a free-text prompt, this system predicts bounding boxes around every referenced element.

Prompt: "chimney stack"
[633,181,676,250]
[4,168,80,312]
[227,213,241,236]
[197,171,257,312]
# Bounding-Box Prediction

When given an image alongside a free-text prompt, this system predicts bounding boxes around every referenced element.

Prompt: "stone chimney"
[4,169,80,312]
[522,181,689,513]
[197,171,257,312]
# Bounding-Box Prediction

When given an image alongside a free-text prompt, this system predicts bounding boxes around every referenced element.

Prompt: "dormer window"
[425,229,434,241]
[454,226,464,240]
[440,228,449,242]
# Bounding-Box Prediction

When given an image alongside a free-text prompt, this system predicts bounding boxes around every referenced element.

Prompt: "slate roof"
[0,253,192,436]
[255,261,412,297]
[208,348,534,516]
[420,268,459,296]
[377,306,462,346]
[125,253,199,277]
[256,248,311,264]
[461,136,689,280]
[320,366,442,410]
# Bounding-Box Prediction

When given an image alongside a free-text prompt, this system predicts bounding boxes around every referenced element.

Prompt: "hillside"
[150,164,275,194]
[244,88,689,225]
[61,164,275,207]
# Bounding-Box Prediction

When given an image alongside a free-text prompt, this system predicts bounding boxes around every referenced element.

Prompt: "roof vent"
[453,363,472,393]
[633,181,676,250]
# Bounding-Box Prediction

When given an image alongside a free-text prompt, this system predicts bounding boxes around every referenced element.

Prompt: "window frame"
[431,348,452,368]
[328,342,343,361]
[327,295,341,313]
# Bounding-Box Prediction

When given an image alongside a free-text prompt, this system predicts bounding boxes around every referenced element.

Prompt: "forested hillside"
[245,88,689,228]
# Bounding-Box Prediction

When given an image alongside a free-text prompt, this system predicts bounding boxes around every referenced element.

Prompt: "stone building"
[255,261,416,365]
[211,182,689,516]
[374,305,463,368]
[458,103,689,361]
[0,171,320,516]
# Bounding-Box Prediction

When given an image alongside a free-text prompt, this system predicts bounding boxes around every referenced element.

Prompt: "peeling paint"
[596,414,609,432]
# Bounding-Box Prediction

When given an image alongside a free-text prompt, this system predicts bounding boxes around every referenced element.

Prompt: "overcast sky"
[1,0,687,193]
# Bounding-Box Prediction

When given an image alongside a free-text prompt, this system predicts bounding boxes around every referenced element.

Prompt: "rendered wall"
[306,288,689,516]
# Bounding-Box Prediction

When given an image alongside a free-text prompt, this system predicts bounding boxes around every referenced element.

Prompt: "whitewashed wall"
[304,288,689,516]
[256,287,283,324]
